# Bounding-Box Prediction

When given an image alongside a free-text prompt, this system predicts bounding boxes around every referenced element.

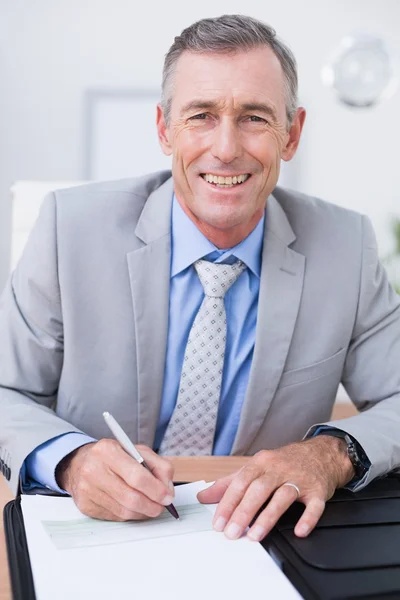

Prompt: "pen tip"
[103,411,109,418]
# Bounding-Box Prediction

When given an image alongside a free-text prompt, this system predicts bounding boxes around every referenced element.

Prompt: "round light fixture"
[321,35,398,108]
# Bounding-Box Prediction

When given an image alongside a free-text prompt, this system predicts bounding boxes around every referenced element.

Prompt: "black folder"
[262,475,400,599]
[4,496,36,600]
[5,476,400,600]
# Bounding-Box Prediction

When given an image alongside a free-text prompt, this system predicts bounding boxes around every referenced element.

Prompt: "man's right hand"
[55,439,175,521]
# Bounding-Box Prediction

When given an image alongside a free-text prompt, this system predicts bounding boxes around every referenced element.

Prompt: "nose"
[210,117,243,164]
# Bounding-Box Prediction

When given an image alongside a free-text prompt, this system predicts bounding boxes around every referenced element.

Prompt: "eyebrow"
[180,100,278,122]
[241,102,277,122]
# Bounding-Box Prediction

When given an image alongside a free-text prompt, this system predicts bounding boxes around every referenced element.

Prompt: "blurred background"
[0,0,399,294]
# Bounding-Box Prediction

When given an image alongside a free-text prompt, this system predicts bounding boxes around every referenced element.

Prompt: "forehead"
[171,47,287,117]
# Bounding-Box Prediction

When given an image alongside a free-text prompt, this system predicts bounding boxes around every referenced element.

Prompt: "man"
[1,14,399,543]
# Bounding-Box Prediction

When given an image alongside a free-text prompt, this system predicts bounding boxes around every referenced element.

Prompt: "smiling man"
[1,14,400,543]
[156,45,300,249]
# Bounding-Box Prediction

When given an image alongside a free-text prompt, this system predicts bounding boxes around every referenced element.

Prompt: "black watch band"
[343,434,368,480]
[319,429,369,481]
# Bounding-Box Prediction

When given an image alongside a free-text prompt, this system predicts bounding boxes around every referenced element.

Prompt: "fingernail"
[162,495,174,506]
[296,523,309,536]
[225,522,242,539]
[247,525,265,542]
[213,516,227,532]
[168,481,175,494]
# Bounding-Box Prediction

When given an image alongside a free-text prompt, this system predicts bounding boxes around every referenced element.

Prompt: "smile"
[200,173,251,188]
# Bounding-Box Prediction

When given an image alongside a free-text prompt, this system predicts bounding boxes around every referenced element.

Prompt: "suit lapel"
[126,177,174,447]
[231,193,305,455]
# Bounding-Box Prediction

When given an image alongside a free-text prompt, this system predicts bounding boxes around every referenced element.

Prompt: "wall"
[0,0,399,290]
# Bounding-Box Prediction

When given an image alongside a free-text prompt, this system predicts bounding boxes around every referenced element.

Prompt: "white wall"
[0,0,399,290]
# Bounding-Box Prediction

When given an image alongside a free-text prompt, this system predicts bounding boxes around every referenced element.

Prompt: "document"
[21,481,302,600]
[42,503,214,550]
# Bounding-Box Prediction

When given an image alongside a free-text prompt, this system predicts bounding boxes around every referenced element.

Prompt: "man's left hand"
[197,435,355,541]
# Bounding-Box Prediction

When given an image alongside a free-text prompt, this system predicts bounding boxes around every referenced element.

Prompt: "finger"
[77,494,147,521]
[100,441,174,506]
[72,468,157,520]
[91,487,157,521]
[79,499,121,521]
[197,473,236,504]
[246,483,299,542]
[137,445,175,489]
[115,453,174,505]
[95,469,166,518]
[294,497,325,537]
[223,475,275,540]
[211,464,264,533]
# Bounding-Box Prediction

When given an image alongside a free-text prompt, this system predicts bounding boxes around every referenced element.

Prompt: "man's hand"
[56,439,175,521]
[198,435,355,541]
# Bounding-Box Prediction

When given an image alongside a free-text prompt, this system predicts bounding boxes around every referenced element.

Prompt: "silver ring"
[282,482,300,498]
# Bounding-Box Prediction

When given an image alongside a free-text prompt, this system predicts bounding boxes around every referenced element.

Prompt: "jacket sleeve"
[0,192,85,494]
[306,214,400,489]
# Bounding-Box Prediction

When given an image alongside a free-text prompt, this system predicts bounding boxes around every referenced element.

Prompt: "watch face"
[348,443,365,478]
[321,35,398,108]
[348,444,358,463]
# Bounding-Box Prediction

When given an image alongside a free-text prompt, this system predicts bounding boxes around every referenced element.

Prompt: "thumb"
[197,473,235,504]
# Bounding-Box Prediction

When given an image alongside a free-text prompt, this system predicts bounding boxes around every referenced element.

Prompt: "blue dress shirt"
[22,194,264,491]
[154,197,263,454]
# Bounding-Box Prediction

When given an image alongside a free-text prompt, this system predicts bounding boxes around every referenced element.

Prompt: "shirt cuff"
[23,432,97,494]
[305,425,372,491]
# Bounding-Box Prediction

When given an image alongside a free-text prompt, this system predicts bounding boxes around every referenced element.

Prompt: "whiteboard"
[85,90,172,180]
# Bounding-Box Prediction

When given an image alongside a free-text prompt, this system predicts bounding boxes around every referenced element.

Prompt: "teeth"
[203,174,249,185]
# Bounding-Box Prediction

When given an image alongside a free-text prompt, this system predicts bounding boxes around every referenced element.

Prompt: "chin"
[198,210,245,231]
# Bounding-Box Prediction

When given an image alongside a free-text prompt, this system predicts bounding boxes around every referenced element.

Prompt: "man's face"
[157,46,305,243]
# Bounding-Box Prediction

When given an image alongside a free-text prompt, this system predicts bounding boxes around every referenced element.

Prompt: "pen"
[102,411,179,520]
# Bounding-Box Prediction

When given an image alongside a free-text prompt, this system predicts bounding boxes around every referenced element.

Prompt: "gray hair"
[161,14,298,129]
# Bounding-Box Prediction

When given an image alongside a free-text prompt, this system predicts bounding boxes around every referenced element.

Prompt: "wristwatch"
[343,433,369,480]
[319,429,370,482]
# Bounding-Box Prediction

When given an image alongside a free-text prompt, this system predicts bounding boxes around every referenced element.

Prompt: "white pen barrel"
[103,412,144,463]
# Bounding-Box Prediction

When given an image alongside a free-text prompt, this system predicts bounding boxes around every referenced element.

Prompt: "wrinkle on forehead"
[171,47,287,124]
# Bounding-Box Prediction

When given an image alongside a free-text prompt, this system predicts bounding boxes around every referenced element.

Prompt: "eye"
[189,113,208,120]
[248,115,267,123]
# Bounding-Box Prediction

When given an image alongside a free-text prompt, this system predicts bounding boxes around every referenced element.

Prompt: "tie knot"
[194,259,246,298]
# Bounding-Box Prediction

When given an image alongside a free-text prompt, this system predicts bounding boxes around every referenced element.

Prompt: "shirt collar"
[171,194,264,278]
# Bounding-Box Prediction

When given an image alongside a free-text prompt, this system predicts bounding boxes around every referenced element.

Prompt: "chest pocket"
[279,347,346,388]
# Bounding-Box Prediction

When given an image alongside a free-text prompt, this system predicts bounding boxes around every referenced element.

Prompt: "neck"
[176,200,264,249]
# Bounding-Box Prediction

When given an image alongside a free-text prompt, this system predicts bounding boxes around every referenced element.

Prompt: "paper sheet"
[42,503,214,549]
[21,481,303,600]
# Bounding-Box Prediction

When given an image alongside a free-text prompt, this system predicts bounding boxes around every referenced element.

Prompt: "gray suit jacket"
[1,171,400,494]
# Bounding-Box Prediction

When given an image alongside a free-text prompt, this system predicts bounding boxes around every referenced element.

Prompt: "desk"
[0,403,357,600]
[0,457,249,600]
[0,403,359,600]
[0,403,358,600]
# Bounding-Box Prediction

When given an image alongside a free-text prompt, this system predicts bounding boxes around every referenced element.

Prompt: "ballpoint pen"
[102,411,179,520]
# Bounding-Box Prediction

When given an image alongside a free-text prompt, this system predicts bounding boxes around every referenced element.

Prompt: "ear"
[281,107,306,162]
[156,104,173,156]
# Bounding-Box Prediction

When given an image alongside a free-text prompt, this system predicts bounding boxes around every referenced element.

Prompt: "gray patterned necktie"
[159,258,247,456]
